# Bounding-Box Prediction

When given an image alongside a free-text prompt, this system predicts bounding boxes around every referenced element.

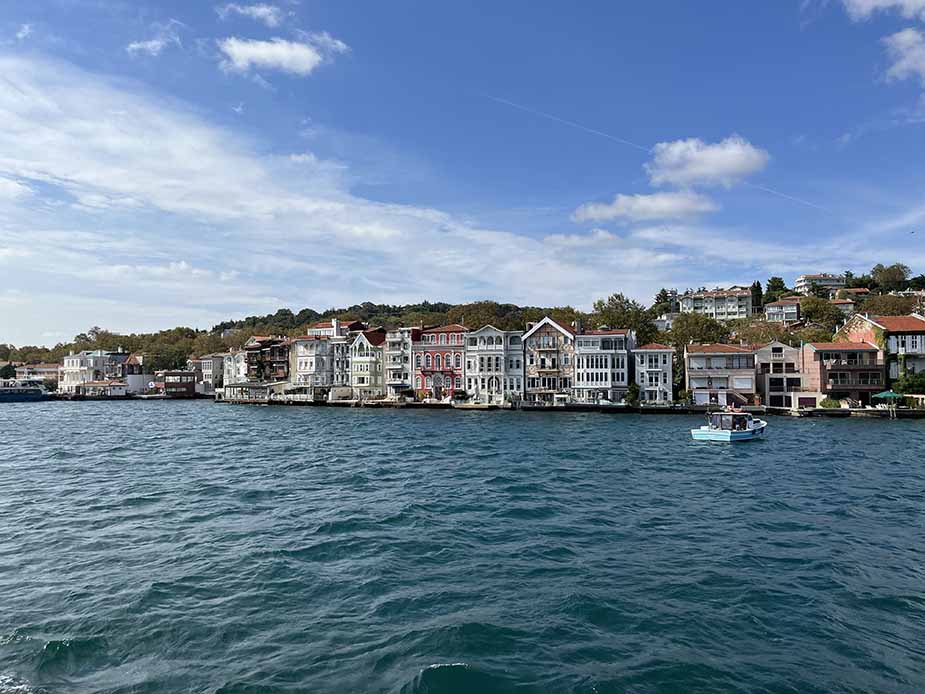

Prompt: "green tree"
[591,293,656,344]
[625,382,640,406]
[0,363,15,378]
[800,296,845,333]
[731,319,792,346]
[669,313,730,346]
[860,294,919,316]
[651,288,675,315]
[871,263,911,292]
[764,276,789,303]
[750,280,764,308]
[909,274,925,291]
[893,372,925,394]
[808,282,831,299]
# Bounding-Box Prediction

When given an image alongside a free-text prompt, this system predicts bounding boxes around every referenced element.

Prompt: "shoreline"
[23,395,925,419]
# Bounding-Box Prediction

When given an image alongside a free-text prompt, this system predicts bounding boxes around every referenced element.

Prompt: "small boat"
[0,379,49,403]
[691,410,767,442]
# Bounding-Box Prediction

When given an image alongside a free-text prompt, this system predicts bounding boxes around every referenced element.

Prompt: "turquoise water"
[1,401,924,693]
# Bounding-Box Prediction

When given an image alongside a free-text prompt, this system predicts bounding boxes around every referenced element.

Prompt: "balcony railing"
[826,379,882,389]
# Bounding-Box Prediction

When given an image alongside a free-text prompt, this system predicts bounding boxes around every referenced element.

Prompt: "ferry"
[0,379,50,403]
[691,410,767,442]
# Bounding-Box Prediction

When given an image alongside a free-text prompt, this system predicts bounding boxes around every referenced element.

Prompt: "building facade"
[384,327,421,399]
[59,349,125,394]
[754,341,810,409]
[684,344,757,406]
[244,336,290,383]
[795,273,846,297]
[572,328,635,403]
[464,326,523,403]
[289,336,333,398]
[412,324,468,400]
[634,344,674,404]
[764,298,801,324]
[837,313,925,381]
[15,363,60,385]
[222,350,247,387]
[800,342,885,406]
[679,286,753,321]
[350,330,386,399]
[522,317,575,403]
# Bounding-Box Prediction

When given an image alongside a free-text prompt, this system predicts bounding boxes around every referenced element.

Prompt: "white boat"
[691,411,767,442]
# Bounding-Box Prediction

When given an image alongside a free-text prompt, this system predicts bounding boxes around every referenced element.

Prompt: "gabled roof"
[522,316,575,340]
[467,324,523,336]
[685,343,753,354]
[354,330,386,347]
[636,343,674,351]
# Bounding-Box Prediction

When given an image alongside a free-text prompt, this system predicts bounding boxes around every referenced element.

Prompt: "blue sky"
[2,0,925,345]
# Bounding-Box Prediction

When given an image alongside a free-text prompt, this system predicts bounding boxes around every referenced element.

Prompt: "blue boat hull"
[691,421,767,442]
[0,392,48,403]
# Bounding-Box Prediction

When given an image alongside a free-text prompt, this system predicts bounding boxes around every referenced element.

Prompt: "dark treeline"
[3,263,923,371]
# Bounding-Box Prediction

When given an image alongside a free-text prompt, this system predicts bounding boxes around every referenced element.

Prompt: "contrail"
[485,95,649,153]
[486,94,827,213]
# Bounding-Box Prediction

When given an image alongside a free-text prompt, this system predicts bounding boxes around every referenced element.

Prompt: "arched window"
[455,353,462,368]
[426,376,433,388]
[415,354,422,368]
[425,354,432,368]
[415,376,422,389]
[434,354,442,369]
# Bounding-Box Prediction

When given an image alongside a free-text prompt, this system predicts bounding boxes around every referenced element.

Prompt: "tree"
[800,296,845,333]
[859,294,919,316]
[669,313,730,347]
[808,282,830,299]
[0,363,15,378]
[591,293,657,345]
[871,263,911,292]
[893,372,925,394]
[651,288,676,315]
[795,327,835,343]
[765,276,789,303]
[750,280,764,308]
[731,319,792,346]
[909,274,925,291]
[625,382,640,406]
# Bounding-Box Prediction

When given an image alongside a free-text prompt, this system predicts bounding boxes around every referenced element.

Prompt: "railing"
[827,379,882,389]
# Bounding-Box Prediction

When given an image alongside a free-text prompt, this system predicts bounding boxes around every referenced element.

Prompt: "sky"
[2,1,925,346]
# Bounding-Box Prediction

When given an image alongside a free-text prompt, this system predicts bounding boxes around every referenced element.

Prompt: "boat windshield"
[710,413,752,430]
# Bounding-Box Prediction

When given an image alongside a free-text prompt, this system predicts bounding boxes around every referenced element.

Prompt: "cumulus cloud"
[216,3,284,27]
[884,28,925,85]
[841,0,925,20]
[573,191,718,223]
[218,37,341,76]
[126,20,183,57]
[645,135,770,188]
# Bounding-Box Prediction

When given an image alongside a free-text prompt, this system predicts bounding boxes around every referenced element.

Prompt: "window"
[455,353,462,368]
[425,354,432,368]
[434,354,442,369]
[426,377,433,388]
[455,377,462,389]
[439,334,447,344]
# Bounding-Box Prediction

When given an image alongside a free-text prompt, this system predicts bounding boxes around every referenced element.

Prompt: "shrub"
[819,398,842,409]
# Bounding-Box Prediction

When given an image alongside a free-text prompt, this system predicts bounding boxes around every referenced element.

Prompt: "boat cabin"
[709,412,753,431]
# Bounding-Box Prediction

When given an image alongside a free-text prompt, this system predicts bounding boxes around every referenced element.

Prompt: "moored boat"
[691,410,767,442]
[0,379,50,403]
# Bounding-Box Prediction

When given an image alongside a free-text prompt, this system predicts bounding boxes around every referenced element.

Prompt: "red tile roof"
[636,343,674,351]
[423,324,469,333]
[830,299,855,305]
[686,343,753,354]
[806,342,877,351]
[873,315,925,332]
[765,299,801,306]
[362,330,386,346]
[841,287,870,294]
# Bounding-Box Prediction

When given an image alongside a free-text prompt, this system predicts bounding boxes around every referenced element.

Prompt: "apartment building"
[795,273,846,297]
[384,327,421,399]
[754,341,811,409]
[679,286,753,321]
[350,329,386,400]
[684,344,757,406]
[764,298,801,324]
[289,336,333,398]
[800,342,885,406]
[838,313,925,381]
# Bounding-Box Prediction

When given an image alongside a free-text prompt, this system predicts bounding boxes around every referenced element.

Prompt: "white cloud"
[573,191,718,223]
[884,28,925,85]
[126,20,183,57]
[646,135,770,188]
[841,0,925,20]
[217,3,284,28]
[218,37,326,76]
[16,24,32,41]
[0,177,33,200]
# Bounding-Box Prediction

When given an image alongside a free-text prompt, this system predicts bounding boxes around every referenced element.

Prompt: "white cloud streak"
[884,28,925,85]
[217,3,284,27]
[126,20,183,57]
[646,135,770,188]
[573,191,718,223]
[218,37,342,76]
[841,0,925,20]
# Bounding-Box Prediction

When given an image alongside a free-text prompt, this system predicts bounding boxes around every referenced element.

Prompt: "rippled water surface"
[2,401,924,693]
